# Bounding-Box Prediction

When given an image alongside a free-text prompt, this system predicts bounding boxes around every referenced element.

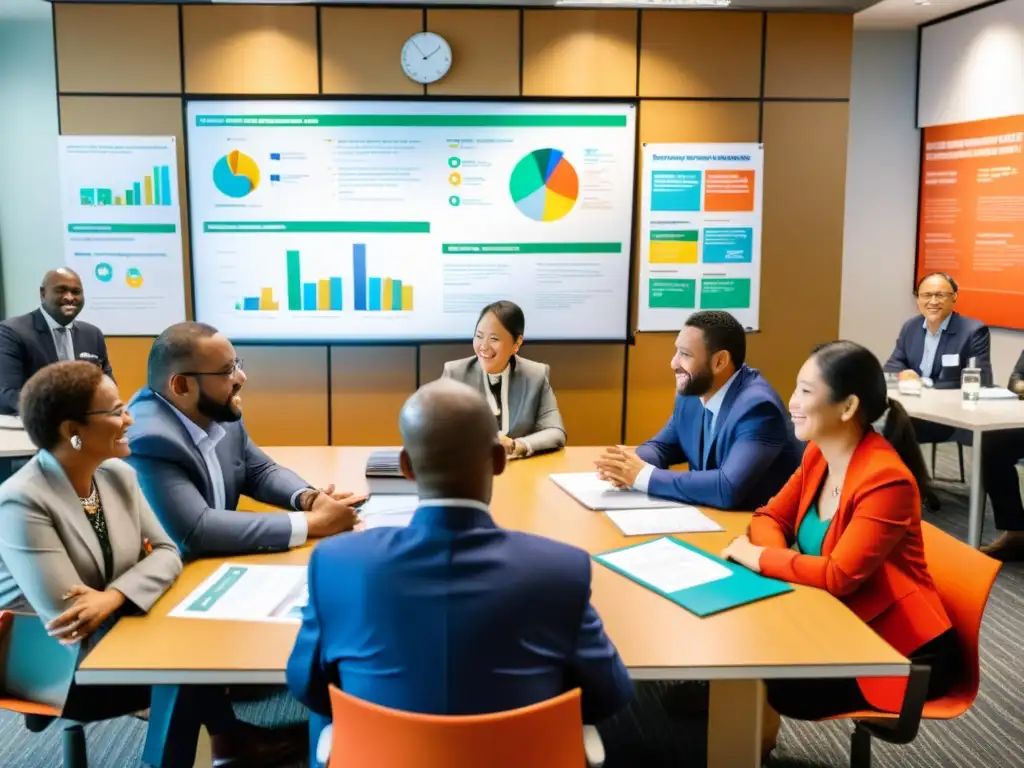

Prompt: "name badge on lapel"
[941,354,959,367]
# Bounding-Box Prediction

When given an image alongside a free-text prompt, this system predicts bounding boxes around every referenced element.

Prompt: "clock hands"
[424,46,443,60]
[410,38,428,58]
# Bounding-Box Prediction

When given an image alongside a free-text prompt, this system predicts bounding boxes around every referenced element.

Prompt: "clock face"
[401,32,452,85]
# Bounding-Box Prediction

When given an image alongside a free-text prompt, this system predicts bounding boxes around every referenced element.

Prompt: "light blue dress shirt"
[155,395,308,546]
[39,306,75,362]
[634,370,740,492]
[919,314,952,379]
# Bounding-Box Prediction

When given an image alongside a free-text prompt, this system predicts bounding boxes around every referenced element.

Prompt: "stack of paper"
[359,494,418,529]
[550,472,681,510]
[605,506,723,536]
[978,388,1020,400]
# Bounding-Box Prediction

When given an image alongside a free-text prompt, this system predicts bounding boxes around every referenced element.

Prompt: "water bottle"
[962,357,981,407]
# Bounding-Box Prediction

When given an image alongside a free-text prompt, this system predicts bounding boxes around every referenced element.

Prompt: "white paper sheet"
[597,537,731,593]
[550,472,682,510]
[0,415,23,430]
[978,387,1020,400]
[358,494,418,529]
[169,563,307,623]
[605,507,723,536]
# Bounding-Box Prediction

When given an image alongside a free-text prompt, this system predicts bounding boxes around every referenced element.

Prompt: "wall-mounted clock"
[401,32,453,85]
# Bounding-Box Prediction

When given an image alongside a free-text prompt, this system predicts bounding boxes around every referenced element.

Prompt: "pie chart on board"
[213,150,260,198]
[510,149,579,223]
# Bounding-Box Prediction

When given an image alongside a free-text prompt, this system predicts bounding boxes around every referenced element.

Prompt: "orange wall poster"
[918,115,1024,329]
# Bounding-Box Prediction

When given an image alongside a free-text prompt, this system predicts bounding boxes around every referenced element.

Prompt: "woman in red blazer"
[722,340,957,718]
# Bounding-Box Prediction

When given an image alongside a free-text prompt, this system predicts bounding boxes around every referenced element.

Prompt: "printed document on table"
[169,563,307,623]
[978,388,1020,400]
[359,494,418,529]
[550,472,682,510]
[597,538,731,593]
[606,507,723,536]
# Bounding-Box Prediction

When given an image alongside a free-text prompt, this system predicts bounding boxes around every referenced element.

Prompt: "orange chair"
[0,611,88,768]
[327,686,592,768]
[824,522,1001,767]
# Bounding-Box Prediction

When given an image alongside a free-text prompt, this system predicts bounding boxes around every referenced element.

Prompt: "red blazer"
[750,430,952,712]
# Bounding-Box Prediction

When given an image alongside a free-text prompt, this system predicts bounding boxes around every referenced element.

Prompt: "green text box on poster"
[649,279,696,309]
[700,278,751,309]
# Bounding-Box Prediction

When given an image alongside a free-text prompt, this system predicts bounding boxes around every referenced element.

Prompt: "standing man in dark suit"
[979,349,1024,560]
[595,311,801,510]
[125,322,361,560]
[0,268,113,415]
[287,379,632,766]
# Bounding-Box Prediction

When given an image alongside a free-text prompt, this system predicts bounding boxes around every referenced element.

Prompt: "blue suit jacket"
[287,503,633,738]
[883,312,992,389]
[124,388,311,560]
[636,365,802,510]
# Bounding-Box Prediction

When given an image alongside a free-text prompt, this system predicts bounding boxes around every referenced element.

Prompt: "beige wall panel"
[523,10,637,97]
[107,337,154,403]
[639,12,762,98]
[321,8,423,95]
[625,333,677,446]
[754,101,849,393]
[331,347,417,446]
[58,97,193,321]
[418,344,465,384]
[55,4,181,94]
[236,346,329,447]
[426,10,519,96]
[764,13,853,99]
[183,6,318,94]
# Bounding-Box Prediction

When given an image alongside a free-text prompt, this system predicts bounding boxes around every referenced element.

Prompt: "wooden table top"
[889,388,1024,431]
[78,447,907,686]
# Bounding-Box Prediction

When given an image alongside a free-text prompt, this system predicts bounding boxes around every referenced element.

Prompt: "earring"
[70,435,82,451]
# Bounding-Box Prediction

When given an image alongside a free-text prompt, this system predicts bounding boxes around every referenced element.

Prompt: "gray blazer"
[125,387,312,560]
[0,451,182,635]
[442,356,566,454]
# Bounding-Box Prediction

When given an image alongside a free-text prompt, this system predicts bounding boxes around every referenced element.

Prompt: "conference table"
[78,447,907,768]
[890,389,1024,548]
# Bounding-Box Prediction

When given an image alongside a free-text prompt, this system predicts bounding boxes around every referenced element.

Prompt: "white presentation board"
[58,136,186,335]
[185,101,637,342]
[637,143,763,332]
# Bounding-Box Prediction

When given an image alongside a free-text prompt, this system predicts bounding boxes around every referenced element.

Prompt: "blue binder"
[594,536,793,617]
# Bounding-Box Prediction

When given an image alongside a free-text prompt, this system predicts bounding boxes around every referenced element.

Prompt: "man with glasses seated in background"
[883,272,992,509]
[125,322,362,561]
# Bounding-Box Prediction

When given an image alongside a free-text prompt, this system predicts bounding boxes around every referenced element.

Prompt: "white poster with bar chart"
[638,143,763,332]
[58,136,186,335]
[185,100,637,342]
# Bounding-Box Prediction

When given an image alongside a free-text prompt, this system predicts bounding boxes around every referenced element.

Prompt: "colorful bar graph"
[303,283,317,311]
[353,244,367,311]
[330,277,343,311]
[368,277,382,311]
[402,285,414,310]
[243,297,259,311]
[259,287,279,311]
[79,165,170,207]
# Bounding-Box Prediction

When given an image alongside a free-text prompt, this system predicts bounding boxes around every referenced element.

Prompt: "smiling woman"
[441,300,566,458]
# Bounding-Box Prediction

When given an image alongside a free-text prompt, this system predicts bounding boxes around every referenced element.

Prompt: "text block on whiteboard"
[185,101,637,342]
[638,143,764,332]
[58,136,187,336]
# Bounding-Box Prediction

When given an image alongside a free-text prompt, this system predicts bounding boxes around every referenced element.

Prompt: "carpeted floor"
[2,445,1021,767]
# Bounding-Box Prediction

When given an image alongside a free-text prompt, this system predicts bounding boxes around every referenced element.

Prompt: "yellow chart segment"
[382,278,394,311]
[542,190,576,222]
[229,149,261,188]
[402,285,414,310]
[650,240,698,264]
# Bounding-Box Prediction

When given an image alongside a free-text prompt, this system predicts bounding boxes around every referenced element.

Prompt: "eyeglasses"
[85,406,126,418]
[178,358,245,378]
[917,292,954,301]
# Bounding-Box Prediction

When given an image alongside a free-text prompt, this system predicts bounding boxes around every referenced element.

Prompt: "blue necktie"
[701,408,714,470]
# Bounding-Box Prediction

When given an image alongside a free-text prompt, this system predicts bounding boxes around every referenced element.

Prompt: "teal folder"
[593,536,793,617]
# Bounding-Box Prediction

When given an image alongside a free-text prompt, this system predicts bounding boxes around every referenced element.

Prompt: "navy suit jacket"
[636,365,802,510]
[883,312,992,389]
[124,388,311,560]
[0,309,113,415]
[287,503,633,738]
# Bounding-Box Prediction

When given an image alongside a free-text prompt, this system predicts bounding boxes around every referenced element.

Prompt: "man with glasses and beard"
[125,322,362,561]
[596,310,801,509]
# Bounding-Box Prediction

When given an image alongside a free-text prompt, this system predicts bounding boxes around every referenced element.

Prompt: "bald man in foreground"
[287,379,633,765]
[0,268,113,414]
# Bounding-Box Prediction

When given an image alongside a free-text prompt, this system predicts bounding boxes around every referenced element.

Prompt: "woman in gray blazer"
[0,362,298,767]
[442,300,566,457]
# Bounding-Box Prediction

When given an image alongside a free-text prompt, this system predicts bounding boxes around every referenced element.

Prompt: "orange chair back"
[920,522,1001,718]
[328,686,586,768]
[0,611,60,718]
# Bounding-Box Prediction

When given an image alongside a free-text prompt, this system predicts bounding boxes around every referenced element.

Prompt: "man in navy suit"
[595,310,800,510]
[0,268,113,415]
[287,379,633,764]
